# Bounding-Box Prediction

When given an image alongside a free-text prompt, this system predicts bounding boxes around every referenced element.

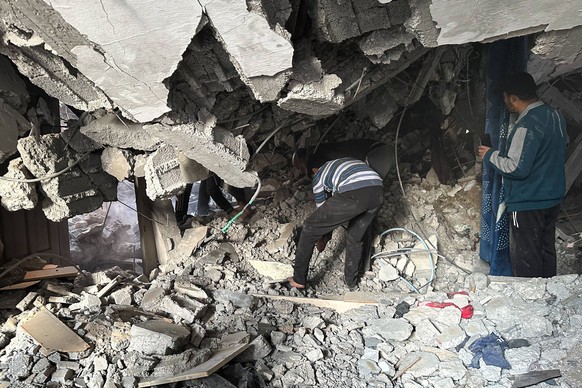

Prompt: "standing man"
[288,157,384,290]
[478,72,568,278]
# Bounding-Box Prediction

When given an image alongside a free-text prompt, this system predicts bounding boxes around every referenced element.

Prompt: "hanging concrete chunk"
[201,0,293,102]
[47,0,204,122]
[277,74,345,117]
[80,114,160,151]
[144,145,186,200]
[144,112,256,188]
[0,158,38,211]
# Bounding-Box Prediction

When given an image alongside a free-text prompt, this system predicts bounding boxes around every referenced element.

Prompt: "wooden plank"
[512,369,561,388]
[21,307,90,353]
[134,178,159,275]
[0,280,40,291]
[138,343,249,387]
[565,133,582,194]
[253,294,378,313]
[22,266,78,281]
[539,84,582,125]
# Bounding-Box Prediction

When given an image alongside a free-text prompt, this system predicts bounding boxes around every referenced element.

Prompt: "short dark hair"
[502,72,537,100]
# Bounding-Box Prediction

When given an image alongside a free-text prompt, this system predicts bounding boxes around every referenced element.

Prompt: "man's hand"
[478,145,491,159]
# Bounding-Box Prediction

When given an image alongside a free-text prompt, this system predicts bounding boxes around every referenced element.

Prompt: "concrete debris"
[144,145,187,201]
[359,29,415,64]
[80,114,160,151]
[203,0,293,102]
[277,74,345,117]
[128,320,190,356]
[47,0,204,122]
[144,112,256,188]
[15,134,117,221]
[101,147,135,181]
[0,158,38,211]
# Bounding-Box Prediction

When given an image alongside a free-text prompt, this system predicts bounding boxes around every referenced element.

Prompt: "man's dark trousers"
[509,204,560,277]
[293,186,383,287]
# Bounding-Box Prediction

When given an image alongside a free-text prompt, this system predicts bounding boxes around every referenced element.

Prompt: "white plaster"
[45,0,203,122]
[202,0,293,101]
[430,0,582,45]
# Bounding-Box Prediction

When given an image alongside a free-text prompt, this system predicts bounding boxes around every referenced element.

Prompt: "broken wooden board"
[0,280,40,291]
[21,307,90,353]
[321,291,413,304]
[248,260,293,282]
[253,294,378,313]
[137,343,249,387]
[512,369,561,388]
[22,266,79,281]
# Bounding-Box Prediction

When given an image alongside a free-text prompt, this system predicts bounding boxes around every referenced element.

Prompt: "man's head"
[502,72,538,113]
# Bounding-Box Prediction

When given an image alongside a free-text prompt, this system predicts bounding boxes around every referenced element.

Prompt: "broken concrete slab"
[202,0,293,102]
[144,115,256,188]
[47,0,204,122]
[128,320,190,356]
[100,147,134,181]
[80,114,160,151]
[161,295,207,324]
[248,260,294,282]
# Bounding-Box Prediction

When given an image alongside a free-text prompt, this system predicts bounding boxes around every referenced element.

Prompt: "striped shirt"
[312,157,383,207]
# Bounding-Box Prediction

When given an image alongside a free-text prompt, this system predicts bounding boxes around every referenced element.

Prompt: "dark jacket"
[484,102,568,211]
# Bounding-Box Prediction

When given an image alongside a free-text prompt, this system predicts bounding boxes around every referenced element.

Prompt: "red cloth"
[421,301,474,319]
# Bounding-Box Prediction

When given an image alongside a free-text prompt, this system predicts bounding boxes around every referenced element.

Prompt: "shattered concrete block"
[140,287,166,313]
[378,263,400,282]
[17,134,107,221]
[128,320,190,356]
[174,279,209,300]
[203,0,293,102]
[101,147,134,181]
[235,335,272,362]
[151,348,212,377]
[265,223,296,255]
[133,154,149,178]
[161,295,207,324]
[110,287,133,306]
[436,324,467,349]
[277,74,345,117]
[144,113,256,187]
[398,351,439,377]
[248,260,293,282]
[0,158,38,211]
[80,114,160,151]
[213,290,255,309]
[69,292,102,313]
[51,368,74,384]
[362,318,413,341]
[9,353,32,379]
[358,30,415,64]
[144,144,187,200]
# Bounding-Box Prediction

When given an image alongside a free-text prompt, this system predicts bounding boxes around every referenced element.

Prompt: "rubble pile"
[1,257,581,387]
[2,142,582,387]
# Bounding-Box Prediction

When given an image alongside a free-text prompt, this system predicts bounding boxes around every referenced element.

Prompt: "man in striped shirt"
[288,157,384,290]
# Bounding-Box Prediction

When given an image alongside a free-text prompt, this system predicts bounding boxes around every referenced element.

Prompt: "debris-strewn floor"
[1,161,582,387]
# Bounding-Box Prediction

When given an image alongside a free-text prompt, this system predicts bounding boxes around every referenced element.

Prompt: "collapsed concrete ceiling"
[1,0,582,221]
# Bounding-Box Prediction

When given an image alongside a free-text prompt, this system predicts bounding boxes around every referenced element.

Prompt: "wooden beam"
[22,266,78,281]
[138,343,249,387]
[565,133,582,193]
[538,84,582,126]
[253,294,378,313]
[134,178,159,276]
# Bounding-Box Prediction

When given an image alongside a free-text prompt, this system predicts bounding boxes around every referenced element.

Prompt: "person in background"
[478,72,568,278]
[288,157,384,290]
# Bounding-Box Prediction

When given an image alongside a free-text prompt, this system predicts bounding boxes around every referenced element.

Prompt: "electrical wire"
[0,153,89,183]
[373,227,435,294]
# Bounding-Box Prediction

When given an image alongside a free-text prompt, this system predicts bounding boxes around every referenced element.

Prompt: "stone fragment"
[213,290,254,309]
[398,351,439,377]
[413,319,440,346]
[161,295,207,324]
[16,292,39,312]
[249,260,293,282]
[51,368,74,384]
[101,147,134,181]
[265,223,296,255]
[110,287,133,305]
[362,318,413,341]
[174,279,209,300]
[362,348,380,362]
[302,316,325,330]
[277,74,345,117]
[436,325,467,349]
[306,348,324,362]
[378,263,400,281]
[9,353,32,379]
[69,292,102,313]
[140,287,166,313]
[505,344,540,374]
[128,320,190,355]
[203,0,293,102]
[235,335,272,362]
[0,158,38,211]
[145,144,187,200]
[358,358,381,377]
